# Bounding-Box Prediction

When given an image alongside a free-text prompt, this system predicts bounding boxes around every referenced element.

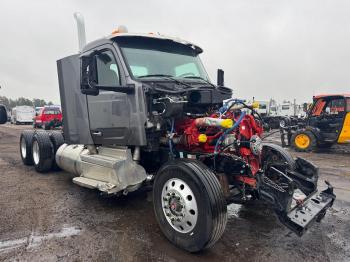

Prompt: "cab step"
[72,177,116,192]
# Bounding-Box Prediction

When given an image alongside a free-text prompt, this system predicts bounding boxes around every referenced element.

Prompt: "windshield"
[116,37,209,80]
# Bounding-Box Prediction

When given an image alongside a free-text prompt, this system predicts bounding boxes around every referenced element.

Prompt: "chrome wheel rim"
[20,138,26,159]
[161,178,198,233]
[32,140,40,165]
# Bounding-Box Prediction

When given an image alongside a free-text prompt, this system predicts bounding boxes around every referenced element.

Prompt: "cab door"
[85,45,131,145]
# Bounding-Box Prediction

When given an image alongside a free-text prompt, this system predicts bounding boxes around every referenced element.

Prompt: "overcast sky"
[1,0,349,104]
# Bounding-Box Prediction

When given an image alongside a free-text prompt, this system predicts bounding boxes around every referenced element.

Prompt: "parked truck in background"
[254,99,307,130]
[279,101,306,118]
[11,106,35,125]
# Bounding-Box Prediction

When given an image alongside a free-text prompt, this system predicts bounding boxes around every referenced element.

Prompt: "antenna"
[73,12,87,52]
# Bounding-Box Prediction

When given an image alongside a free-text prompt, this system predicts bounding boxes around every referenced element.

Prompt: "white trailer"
[11,106,35,124]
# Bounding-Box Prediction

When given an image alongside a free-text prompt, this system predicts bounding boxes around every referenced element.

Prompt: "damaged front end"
[258,145,336,236]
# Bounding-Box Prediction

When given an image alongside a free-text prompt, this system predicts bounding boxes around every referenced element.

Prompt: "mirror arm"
[95,84,135,94]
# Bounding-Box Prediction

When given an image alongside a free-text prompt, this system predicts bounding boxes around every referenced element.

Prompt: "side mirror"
[80,54,99,96]
[217,69,224,86]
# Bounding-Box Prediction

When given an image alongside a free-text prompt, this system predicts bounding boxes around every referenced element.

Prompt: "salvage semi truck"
[18,14,335,252]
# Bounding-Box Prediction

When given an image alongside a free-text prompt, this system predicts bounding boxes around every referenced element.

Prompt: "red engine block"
[174,112,263,187]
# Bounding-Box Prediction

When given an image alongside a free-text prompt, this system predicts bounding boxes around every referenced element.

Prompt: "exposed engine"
[143,86,267,201]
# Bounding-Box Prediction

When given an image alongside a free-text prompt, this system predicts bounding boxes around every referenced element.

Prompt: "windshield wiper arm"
[138,74,193,89]
[183,76,216,88]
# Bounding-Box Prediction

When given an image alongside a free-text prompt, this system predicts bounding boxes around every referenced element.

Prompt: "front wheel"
[153,159,227,252]
[291,130,317,152]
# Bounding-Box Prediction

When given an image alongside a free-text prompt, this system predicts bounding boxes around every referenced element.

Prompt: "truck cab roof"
[82,33,203,54]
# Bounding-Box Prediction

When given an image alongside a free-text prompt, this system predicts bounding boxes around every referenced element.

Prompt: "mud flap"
[257,157,336,236]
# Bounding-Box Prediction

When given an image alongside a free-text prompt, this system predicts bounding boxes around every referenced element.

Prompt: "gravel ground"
[0,124,349,262]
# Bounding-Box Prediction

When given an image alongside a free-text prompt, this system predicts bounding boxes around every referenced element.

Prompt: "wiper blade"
[183,76,216,88]
[138,74,173,78]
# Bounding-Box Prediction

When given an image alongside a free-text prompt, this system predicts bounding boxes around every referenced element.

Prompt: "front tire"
[291,130,317,152]
[32,132,54,173]
[153,159,227,252]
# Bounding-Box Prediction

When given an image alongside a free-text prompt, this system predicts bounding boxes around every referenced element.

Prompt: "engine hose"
[214,111,246,155]
[168,118,176,158]
[218,99,245,116]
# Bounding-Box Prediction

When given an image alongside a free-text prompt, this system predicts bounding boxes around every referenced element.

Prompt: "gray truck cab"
[57,33,220,147]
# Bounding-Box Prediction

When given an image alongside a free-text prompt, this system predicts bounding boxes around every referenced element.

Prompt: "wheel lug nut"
[177,218,181,222]
[164,205,168,209]
[171,217,175,221]
[171,192,175,196]
[167,193,171,196]
[163,197,169,201]
[166,212,171,216]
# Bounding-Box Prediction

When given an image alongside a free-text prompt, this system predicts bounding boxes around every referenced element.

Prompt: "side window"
[96,50,121,86]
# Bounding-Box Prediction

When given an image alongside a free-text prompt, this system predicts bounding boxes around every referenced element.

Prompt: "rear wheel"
[20,130,35,165]
[153,159,227,252]
[291,130,316,152]
[32,132,54,173]
[49,131,64,170]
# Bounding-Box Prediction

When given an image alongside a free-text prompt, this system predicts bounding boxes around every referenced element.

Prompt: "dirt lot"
[0,124,349,262]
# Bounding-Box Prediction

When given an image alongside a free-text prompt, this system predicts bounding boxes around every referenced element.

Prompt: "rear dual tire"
[32,132,55,172]
[153,159,227,252]
[20,130,35,165]
[20,130,64,172]
[49,131,64,170]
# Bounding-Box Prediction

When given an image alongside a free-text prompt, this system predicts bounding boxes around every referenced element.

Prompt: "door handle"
[92,131,102,136]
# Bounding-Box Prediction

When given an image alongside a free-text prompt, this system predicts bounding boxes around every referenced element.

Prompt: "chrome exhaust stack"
[73,12,87,53]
